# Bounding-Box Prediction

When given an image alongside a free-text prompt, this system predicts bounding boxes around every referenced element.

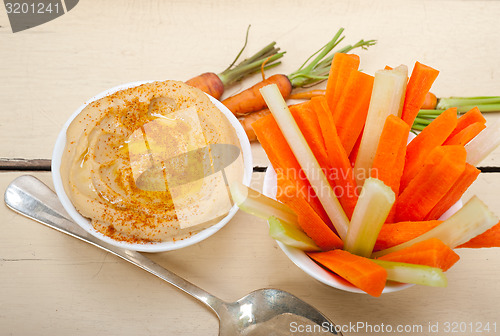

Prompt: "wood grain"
[1,0,499,165]
[1,1,500,335]
[0,171,499,336]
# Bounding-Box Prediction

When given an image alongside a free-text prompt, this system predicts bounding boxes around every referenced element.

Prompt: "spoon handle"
[4,175,226,317]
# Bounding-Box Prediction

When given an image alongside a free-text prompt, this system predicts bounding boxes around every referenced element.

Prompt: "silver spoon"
[5,175,342,336]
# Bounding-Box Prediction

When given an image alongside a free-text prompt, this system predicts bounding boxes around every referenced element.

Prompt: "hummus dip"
[60,80,244,243]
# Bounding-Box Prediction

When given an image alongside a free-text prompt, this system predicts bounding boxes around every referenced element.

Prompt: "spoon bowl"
[5,175,342,336]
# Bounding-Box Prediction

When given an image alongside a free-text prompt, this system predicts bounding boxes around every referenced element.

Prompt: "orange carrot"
[289,101,330,170]
[395,145,466,222]
[241,103,300,142]
[374,221,442,251]
[310,96,359,219]
[308,249,387,297]
[239,108,271,141]
[349,133,363,167]
[252,114,302,179]
[371,115,410,222]
[276,171,333,232]
[425,163,480,221]
[252,114,323,218]
[325,53,360,112]
[400,108,458,192]
[221,31,376,117]
[277,174,342,251]
[421,92,438,109]
[459,221,500,248]
[185,72,225,100]
[443,122,486,146]
[446,106,486,140]
[289,89,326,100]
[223,74,292,117]
[332,70,375,155]
[185,38,284,99]
[378,238,460,271]
[252,114,331,226]
[401,62,439,126]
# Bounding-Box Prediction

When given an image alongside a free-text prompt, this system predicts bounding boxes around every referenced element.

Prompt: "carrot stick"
[371,115,410,222]
[400,108,458,192]
[310,96,359,218]
[289,89,326,100]
[325,53,360,112]
[424,163,480,220]
[349,132,362,167]
[395,145,467,222]
[377,238,460,271]
[252,114,302,179]
[289,102,330,171]
[374,220,442,251]
[332,71,375,155]
[277,174,342,251]
[276,172,333,231]
[223,74,292,117]
[252,114,333,231]
[401,62,440,126]
[252,114,330,220]
[353,66,408,187]
[241,103,301,142]
[443,122,486,146]
[459,221,500,248]
[446,106,486,139]
[308,249,387,297]
[239,108,271,141]
[252,114,329,222]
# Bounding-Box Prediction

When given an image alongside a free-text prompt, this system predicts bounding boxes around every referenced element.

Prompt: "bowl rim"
[262,164,462,294]
[51,80,253,252]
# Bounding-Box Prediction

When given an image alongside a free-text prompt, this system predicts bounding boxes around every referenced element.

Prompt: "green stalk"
[218,51,285,86]
[437,96,500,110]
[216,27,285,87]
[417,109,443,115]
[454,104,500,113]
[413,117,432,125]
[287,28,376,88]
[411,124,427,132]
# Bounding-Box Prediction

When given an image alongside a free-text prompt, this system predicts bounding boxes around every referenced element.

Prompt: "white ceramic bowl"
[262,165,462,294]
[52,81,252,252]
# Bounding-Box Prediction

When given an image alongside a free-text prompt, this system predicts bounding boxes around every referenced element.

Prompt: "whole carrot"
[289,89,326,100]
[185,27,285,99]
[222,28,376,117]
[223,74,292,117]
[239,108,271,141]
[415,93,500,130]
[421,92,438,109]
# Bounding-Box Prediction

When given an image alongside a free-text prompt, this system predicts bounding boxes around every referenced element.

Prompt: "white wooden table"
[1,1,499,335]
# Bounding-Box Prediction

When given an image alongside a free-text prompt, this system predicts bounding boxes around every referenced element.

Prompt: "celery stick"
[372,196,499,258]
[269,216,321,251]
[353,66,408,187]
[436,96,500,110]
[465,119,500,166]
[372,260,447,287]
[344,178,395,257]
[260,84,350,240]
[229,181,299,227]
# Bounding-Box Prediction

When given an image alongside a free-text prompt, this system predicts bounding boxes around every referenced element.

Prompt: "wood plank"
[1,0,500,166]
[1,171,499,335]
